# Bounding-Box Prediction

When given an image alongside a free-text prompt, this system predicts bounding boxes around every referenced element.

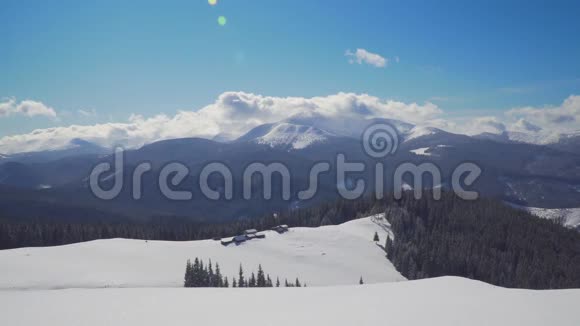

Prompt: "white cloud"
[345,49,387,68]
[441,95,580,140]
[511,118,542,133]
[1,92,580,154]
[0,98,16,117]
[506,95,580,130]
[0,98,57,118]
[427,116,507,137]
[0,92,441,154]
[471,116,507,133]
[16,100,57,118]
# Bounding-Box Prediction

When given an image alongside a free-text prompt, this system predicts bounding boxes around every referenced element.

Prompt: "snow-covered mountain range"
[1,113,578,155]
[235,115,459,151]
[0,115,579,220]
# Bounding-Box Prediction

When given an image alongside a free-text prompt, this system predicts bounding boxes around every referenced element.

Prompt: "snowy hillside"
[475,130,580,146]
[0,215,405,290]
[254,122,334,149]
[409,147,431,156]
[1,277,579,326]
[1,214,579,326]
[510,204,580,229]
[403,126,438,142]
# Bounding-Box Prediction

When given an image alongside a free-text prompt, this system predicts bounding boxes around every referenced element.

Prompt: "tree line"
[184,257,304,288]
[0,196,383,250]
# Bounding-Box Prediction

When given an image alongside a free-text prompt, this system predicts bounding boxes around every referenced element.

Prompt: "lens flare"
[208,0,217,6]
[218,16,227,26]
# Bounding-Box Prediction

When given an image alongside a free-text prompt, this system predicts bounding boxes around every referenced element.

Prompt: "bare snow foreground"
[1,277,579,326]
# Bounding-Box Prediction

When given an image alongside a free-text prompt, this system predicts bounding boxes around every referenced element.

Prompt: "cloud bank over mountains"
[0,92,579,154]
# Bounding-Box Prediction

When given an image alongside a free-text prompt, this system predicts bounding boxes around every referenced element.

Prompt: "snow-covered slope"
[475,130,579,145]
[409,147,431,156]
[478,131,555,144]
[403,126,438,142]
[0,215,404,289]
[240,116,450,150]
[510,204,580,229]
[1,277,579,326]
[252,122,334,149]
[274,114,415,139]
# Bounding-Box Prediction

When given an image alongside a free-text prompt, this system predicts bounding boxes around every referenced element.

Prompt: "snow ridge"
[403,126,437,142]
[510,203,580,229]
[254,123,334,149]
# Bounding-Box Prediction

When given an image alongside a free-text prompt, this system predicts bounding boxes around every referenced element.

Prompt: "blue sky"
[1,0,580,139]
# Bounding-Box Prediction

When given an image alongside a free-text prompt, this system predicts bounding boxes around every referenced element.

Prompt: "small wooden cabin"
[272,224,289,234]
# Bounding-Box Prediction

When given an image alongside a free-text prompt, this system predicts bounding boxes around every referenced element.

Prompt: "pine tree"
[249,272,257,287]
[232,278,237,288]
[359,276,364,285]
[215,263,223,287]
[199,260,206,286]
[257,264,266,287]
[184,259,193,287]
[266,275,273,287]
[223,276,229,288]
[193,258,201,287]
[238,264,245,288]
[208,259,215,287]
[385,236,393,258]
[276,277,280,287]
[295,278,301,287]
[373,231,379,242]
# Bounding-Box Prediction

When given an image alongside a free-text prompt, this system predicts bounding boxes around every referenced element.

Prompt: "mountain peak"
[237,122,335,150]
[403,126,439,142]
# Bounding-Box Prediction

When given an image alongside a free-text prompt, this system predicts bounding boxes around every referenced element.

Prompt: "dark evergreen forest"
[384,192,580,289]
[0,197,379,250]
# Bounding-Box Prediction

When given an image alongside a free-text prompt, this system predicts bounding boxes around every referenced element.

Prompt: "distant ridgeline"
[1,191,579,290]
